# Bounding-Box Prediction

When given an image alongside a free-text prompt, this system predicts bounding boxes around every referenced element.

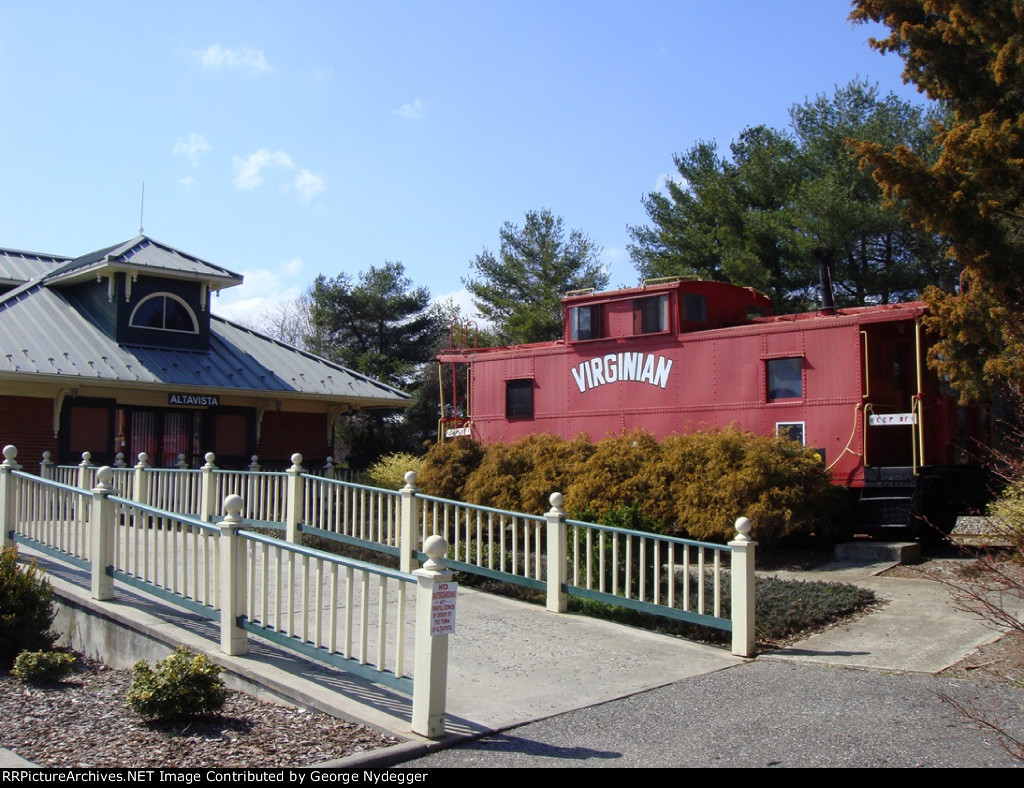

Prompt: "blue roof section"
[45,235,243,287]
[0,248,71,286]
[0,284,410,405]
[0,235,412,408]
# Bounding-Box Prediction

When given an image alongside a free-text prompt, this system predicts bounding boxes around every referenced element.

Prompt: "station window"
[505,379,534,419]
[767,357,803,400]
[570,304,602,341]
[129,293,199,334]
[633,294,669,334]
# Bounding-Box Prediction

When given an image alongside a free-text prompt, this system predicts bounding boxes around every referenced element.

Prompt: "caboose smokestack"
[814,247,836,316]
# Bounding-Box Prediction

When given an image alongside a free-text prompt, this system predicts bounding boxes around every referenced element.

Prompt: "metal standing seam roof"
[43,236,244,286]
[0,248,71,286]
[0,281,411,407]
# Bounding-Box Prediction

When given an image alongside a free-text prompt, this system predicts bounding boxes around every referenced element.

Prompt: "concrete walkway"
[2,550,1021,768]
[760,561,1013,674]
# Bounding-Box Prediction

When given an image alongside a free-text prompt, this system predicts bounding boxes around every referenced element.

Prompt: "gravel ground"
[0,656,402,768]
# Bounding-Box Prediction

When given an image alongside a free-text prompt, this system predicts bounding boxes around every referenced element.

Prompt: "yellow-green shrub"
[461,433,595,512]
[658,428,844,545]
[563,431,664,521]
[365,452,423,490]
[12,649,75,684]
[126,646,227,721]
[418,438,485,500]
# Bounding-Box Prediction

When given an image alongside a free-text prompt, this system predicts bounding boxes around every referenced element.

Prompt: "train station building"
[0,235,412,469]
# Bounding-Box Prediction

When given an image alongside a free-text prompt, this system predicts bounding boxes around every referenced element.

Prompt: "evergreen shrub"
[11,649,75,684]
[420,428,842,545]
[126,646,228,721]
[563,431,665,522]
[418,438,485,500]
[657,428,846,546]
[0,546,57,670]
[460,433,595,512]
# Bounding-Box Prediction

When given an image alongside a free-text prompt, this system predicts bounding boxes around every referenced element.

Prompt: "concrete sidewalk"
[2,552,1019,768]
[760,560,1016,673]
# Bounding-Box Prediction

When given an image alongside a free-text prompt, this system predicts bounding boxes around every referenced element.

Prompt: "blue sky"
[0,1,926,323]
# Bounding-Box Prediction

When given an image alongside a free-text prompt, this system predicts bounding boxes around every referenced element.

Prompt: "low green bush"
[12,649,75,684]
[754,575,876,642]
[0,546,58,670]
[568,573,876,648]
[126,646,228,721]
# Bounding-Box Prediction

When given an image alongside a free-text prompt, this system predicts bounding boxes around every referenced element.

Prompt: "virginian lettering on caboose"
[569,352,673,393]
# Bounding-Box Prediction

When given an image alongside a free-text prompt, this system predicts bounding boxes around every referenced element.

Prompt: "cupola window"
[129,293,199,334]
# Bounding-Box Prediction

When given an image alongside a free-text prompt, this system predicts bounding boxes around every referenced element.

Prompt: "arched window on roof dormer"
[128,292,199,334]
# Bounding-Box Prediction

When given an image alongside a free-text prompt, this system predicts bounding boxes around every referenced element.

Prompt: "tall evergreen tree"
[306,262,445,464]
[851,0,1024,401]
[464,209,607,344]
[629,81,951,312]
[307,262,440,389]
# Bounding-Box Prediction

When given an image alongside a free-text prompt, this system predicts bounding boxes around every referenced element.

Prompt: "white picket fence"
[2,447,451,739]
[25,447,758,657]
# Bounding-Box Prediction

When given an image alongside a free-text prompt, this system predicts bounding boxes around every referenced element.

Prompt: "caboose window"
[767,358,802,400]
[506,379,534,419]
[633,294,668,334]
[682,293,707,324]
[570,304,602,340]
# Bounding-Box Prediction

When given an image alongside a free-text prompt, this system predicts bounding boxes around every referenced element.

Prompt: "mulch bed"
[0,655,402,768]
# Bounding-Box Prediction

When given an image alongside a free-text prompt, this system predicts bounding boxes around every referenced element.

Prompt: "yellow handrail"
[860,330,870,400]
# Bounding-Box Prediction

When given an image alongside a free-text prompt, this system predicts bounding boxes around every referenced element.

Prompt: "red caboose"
[439,278,985,532]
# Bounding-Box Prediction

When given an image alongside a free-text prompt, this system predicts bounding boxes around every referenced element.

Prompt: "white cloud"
[657,171,687,194]
[432,287,489,326]
[393,99,425,120]
[281,257,303,275]
[173,133,211,167]
[292,169,326,201]
[232,149,295,190]
[197,44,269,73]
[211,265,302,322]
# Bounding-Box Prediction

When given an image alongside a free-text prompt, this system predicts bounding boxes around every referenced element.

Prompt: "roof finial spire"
[138,182,145,235]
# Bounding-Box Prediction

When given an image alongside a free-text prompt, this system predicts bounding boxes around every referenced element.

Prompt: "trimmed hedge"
[421,428,845,545]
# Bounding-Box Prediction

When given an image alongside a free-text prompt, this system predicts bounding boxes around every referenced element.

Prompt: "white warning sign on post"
[430,581,458,636]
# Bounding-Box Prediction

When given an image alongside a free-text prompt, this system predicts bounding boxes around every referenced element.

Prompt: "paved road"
[389,562,1024,769]
[399,659,1023,768]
